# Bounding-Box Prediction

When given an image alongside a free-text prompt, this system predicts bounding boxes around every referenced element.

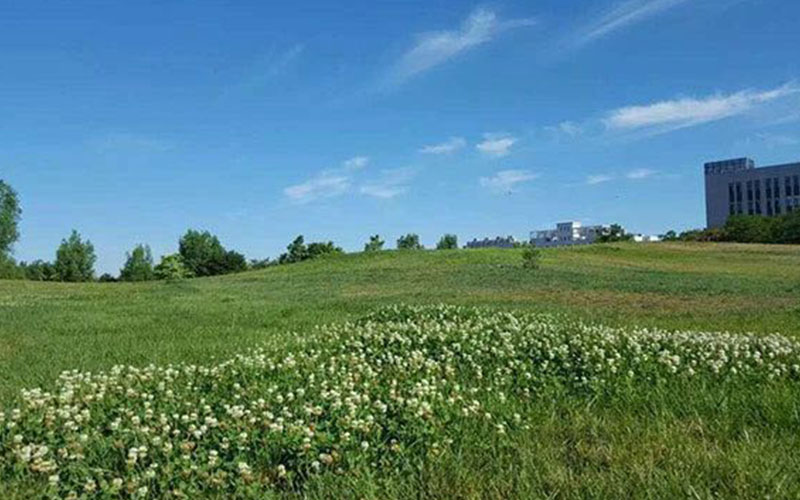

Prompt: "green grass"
[2,242,799,406]
[1,242,800,498]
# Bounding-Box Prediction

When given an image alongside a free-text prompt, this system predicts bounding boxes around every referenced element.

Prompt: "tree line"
[660,211,800,244]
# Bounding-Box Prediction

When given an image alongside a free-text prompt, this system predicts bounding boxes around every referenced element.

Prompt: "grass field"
[2,242,800,498]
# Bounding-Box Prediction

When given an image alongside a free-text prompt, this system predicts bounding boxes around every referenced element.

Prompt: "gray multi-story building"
[705,157,800,228]
[465,236,517,249]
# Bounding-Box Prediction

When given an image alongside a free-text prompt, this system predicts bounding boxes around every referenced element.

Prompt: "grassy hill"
[2,242,800,498]
[2,242,800,406]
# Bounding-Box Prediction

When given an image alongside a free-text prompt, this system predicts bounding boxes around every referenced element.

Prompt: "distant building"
[530,221,609,247]
[465,235,517,249]
[704,157,800,228]
[632,234,661,243]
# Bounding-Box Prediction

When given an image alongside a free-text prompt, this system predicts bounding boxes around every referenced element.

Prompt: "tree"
[22,260,57,281]
[722,215,781,243]
[54,230,96,282]
[779,210,800,244]
[154,254,193,281]
[661,230,678,241]
[397,233,423,250]
[0,180,21,258]
[120,244,155,282]
[364,235,384,252]
[98,273,118,283]
[279,236,342,264]
[178,230,227,277]
[596,224,633,243]
[436,234,458,250]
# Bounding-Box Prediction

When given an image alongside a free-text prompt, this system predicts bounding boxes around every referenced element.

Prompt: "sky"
[2,0,799,274]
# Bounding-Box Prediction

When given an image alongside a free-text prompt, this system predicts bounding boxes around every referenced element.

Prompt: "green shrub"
[436,234,458,250]
[396,233,423,250]
[521,245,541,269]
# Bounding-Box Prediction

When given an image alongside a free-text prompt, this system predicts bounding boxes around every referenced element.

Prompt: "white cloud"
[343,156,369,170]
[604,84,800,132]
[225,44,304,97]
[571,0,690,48]
[556,121,582,136]
[480,169,539,193]
[284,174,350,204]
[284,156,370,204]
[476,133,517,157]
[360,168,416,199]
[387,8,535,85]
[586,174,614,185]
[419,137,466,154]
[626,168,657,179]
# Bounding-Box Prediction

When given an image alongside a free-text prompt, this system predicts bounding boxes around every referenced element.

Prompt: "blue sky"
[2,0,799,273]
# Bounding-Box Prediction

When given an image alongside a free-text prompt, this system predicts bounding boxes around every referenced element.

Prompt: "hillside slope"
[1,242,799,404]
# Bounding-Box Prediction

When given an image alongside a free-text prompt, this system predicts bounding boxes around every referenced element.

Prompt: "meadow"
[2,242,800,498]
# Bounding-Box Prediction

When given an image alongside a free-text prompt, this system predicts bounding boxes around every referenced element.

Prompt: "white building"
[530,221,609,247]
[632,234,662,243]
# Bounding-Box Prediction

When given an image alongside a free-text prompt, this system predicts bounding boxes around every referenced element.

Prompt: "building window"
[747,180,753,201]
[736,182,742,202]
[787,177,792,198]
[774,178,780,198]
[775,200,781,215]
[729,204,735,216]
[794,175,799,196]
[766,180,772,199]
[748,202,754,215]
[755,201,761,214]
[755,179,761,200]
[767,201,773,216]
[728,183,734,204]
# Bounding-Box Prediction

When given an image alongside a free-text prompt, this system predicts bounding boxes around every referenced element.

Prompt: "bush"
[521,245,541,269]
[21,260,57,281]
[396,233,423,250]
[98,273,118,283]
[154,253,193,281]
[54,230,96,282]
[364,235,384,252]
[120,244,155,282]
[0,180,21,259]
[436,234,458,250]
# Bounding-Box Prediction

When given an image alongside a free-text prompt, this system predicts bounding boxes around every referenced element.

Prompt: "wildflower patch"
[1,305,799,498]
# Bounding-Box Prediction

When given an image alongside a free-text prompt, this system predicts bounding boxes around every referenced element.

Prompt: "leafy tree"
[22,260,57,281]
[120,244,155,282]
[0,180,21,258]
[364,235,384,252]
[661,230,678,241]
[98,273,118,283]
[54,230,96,282]
[220,250,247,274]
[178,230,227,277]
[396,233,423,250]
[279,235,308,264]
[154,253,193,281]
[436,234,458,250]
[0,255,24,280]
[279,236,342,264]
[722,215,781,243]
[779,209,800,244]
[521,245,541,269]
[596,224,633,243]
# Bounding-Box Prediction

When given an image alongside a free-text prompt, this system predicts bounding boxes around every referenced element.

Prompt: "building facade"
[704,157,800,228]
[465,236,517,249]
[530,221,609,247]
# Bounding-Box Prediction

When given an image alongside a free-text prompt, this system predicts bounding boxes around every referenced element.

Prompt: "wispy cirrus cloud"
[384,8,535,87]
[586,174,614,185]
[419,137,467,154]
[284,156,367,204]
[604,84,800,134]
[476,133,517,157]
[360,167,416,199]
[568,0,690,49]
[626,168,657,179]
[480,169,539,193]
[225,44,304,97]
